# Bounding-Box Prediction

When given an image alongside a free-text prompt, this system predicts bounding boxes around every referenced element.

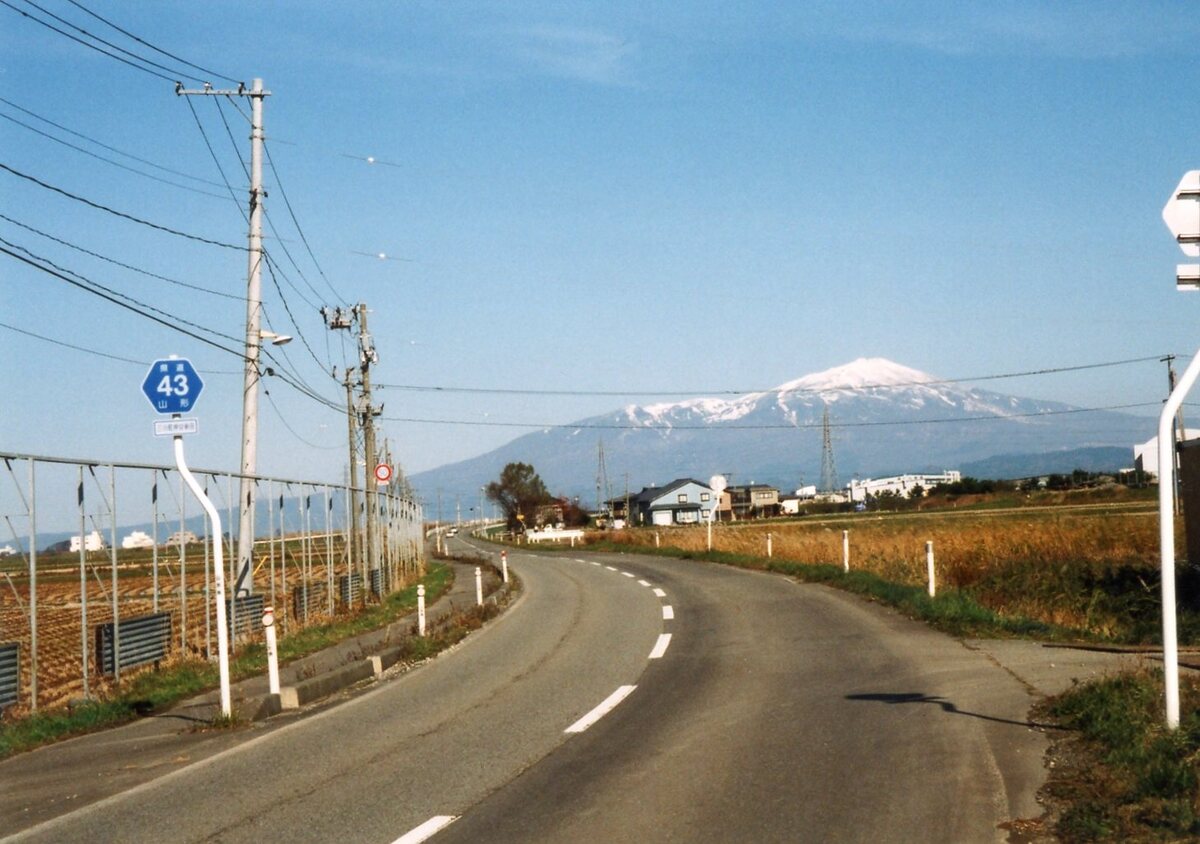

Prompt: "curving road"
[9,537,1046,843]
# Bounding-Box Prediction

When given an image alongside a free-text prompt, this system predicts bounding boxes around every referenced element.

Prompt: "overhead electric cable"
[0,95,225,187]
[261,252,337,376]
[0,236,244,345]
[261,135,348,305]
[1,0,188,83]
[0,111,230,200]
[263,388,342,449]
[0,163,244,250]
[0,321,241,374]
[375,355,1167,398]
[1,244,246,358]
[182,96,248,217]
[0,212,242,301]
[62,0,241,85]
[375,401,1161,431]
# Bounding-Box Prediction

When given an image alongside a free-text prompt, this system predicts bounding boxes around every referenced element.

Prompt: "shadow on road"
[844,692,1069,731]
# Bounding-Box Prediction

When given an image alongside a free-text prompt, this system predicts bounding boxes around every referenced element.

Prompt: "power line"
[0,321,241,374]
[0,212,242,301]
[263,387,342,449]
[0,162,245,250]
[261,135,349,305]
[375,355,1168,398]
[0,111,231,200]
[0,95,225,187]
[0,236,245,346]
[62,0,241,85]
[182,96,248,216]
[1,0,185,84]
[375,401,1161,431]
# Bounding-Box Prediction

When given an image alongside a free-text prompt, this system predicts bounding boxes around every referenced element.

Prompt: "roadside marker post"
[263,606,280,695]
[417,585,426,637]
[475,566,483,606]
[767,533,773,558]
[843,530,850,573]
[501,551,508,584]
[926,541,936,598]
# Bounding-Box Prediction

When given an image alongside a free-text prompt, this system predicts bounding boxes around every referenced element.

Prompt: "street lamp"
[260,329,292,346]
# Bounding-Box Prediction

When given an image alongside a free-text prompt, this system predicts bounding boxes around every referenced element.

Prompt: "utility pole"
[357,304,381,584]
[178,78,270,595]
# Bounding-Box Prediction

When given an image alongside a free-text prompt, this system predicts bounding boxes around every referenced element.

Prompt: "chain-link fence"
[0,451,424,715]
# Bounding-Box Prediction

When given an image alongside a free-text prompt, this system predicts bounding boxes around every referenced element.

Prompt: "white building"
[121,531,155,549]
[165,530,199,547]
[69,530,106,553]
[0,544,16,557]
[848,471,962,503]
[1134,430,1200,478]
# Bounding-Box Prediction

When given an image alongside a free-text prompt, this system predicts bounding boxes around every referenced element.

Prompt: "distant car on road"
[447,528,458,536]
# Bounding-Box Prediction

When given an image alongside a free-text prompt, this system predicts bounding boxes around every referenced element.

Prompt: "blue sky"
[4,1,1200,497]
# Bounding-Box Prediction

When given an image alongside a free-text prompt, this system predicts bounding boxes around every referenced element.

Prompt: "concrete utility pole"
[178,78,271,595]
[357,304,381,582]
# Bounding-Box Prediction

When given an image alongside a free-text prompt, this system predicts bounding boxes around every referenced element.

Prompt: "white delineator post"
[926,541,936,597]
[417,584,426,636]
[655,532,660,548]
[1156,350,1200,728]
[842,530,849,573]
[262,606,280,695]
[767,533,773,558]
[501,551,508,584]
[706,518,714,551]
[174,435,231,717]
[475,566,483,606]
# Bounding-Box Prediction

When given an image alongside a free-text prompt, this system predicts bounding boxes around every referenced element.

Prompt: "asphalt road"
[10,537,1047,843]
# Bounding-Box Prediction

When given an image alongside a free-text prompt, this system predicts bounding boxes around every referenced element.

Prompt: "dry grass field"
[597,502,1173,638]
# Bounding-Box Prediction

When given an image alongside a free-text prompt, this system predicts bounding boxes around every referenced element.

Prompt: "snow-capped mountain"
[411,358,1153,505]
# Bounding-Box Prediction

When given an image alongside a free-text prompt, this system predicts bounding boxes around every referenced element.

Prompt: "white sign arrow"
[1163,170,1200,257]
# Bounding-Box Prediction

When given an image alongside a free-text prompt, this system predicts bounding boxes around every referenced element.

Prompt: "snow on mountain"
[411,358,1154,504]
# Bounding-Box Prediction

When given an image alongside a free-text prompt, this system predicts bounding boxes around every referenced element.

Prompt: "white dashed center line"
[649,633,672,659]
[392,815,459,844]
[565,685,638,733]
[638,579,651,587]
[621,571,635,578]
[662,605,674,620]
[653,588,666,598]
[605,565,618,571]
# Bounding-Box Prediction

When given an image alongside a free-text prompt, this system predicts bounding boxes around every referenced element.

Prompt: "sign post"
[707,475,727,552]
[141,357,230,718]
[1157,178,1200,729]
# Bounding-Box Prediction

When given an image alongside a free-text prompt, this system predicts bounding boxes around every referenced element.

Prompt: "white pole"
[1157,347,1200,728]
[262,606,279,695]
[767,532,773,558]
[926,540,936,597]
[475,566,483,606]
[655,531,660,548]
[707,518,713,551]
[417,584,426,636]
[501,551,508,584]
[175,435,231,718]
[842,530,849,573]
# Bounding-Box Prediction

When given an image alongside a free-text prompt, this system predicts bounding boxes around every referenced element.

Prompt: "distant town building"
[69,530,106,553]
[848,471,962,503]
[121,531,155,549]
[0,544,16,557]
[727,484,781,519]
[165,530,199,547]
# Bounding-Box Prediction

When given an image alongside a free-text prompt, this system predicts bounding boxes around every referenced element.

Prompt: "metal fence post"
[28,458,37,711]
[109,465,119,684]
[78,466,88,698]
[325,486,333,616]
[151,475,159,614]
[203,480,212,661]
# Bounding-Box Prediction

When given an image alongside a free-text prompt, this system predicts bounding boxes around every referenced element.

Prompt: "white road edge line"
[653,588,666,598]
[662,605,674,620]
[392,815,459,844]
[565,685,637,734]
[649,633,672,659]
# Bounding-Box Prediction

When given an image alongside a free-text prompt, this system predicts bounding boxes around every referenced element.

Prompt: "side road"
[0,559,509,837]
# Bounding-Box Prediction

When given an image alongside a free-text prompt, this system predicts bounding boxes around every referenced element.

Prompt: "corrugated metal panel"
[338,573,362,606]
[225,594,264,640]
[0,643,18,709]
[96,613,172,676]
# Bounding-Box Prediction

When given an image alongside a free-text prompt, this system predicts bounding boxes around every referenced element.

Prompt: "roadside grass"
[1043,669,1200,841]
[0,561,456,759]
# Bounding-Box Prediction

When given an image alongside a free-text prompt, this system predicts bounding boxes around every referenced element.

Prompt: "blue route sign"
[141,358,204,415]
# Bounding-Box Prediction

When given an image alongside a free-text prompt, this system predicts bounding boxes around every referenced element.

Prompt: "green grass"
[0,561,460,759]
[1044,670,1200,841]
